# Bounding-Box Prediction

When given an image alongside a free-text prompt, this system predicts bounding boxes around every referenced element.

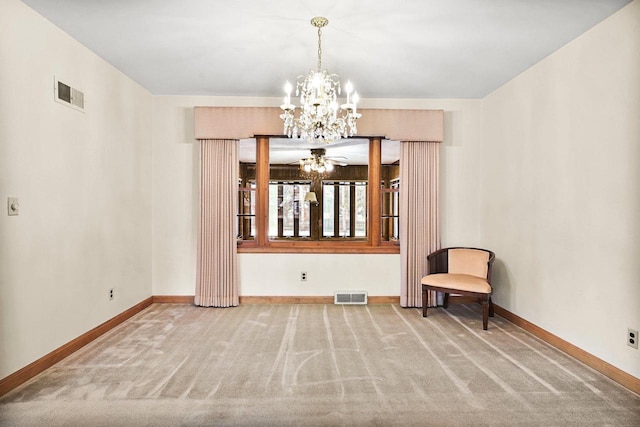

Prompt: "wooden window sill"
[237,241,400,254]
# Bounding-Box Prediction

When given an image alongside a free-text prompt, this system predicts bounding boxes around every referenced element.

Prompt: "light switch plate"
[8,197,19,216]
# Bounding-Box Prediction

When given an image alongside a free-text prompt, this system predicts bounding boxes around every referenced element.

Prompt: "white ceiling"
[22,0,630,99]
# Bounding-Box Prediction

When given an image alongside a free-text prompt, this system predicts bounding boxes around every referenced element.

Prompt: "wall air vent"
[334,291,368,305]
[54,77,85,112]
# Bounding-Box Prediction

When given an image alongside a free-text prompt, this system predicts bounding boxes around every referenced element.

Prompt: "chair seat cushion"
[421,273,492,294]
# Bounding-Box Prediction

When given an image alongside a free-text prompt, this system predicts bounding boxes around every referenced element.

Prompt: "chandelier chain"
[317,26,322,71]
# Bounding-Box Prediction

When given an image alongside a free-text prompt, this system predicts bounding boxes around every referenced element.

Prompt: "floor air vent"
[334,291,368,305]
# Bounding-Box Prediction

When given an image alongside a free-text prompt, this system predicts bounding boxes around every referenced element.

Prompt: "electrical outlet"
[300,272,307,282]
[628,328,638,349]
[109,288,114,301]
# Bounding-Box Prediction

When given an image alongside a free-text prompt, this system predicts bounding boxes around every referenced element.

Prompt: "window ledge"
[237,242,400,254]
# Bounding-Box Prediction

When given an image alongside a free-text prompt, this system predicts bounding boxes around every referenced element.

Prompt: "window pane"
[282,185,294,237]
[238,139,256,241]
[381,140,400,241]
[298,185,311,237]
[322,185,334,237]
[237,181,256,240]
[339,184,350,237]
[268,183,278,237]
[355,184,367,236]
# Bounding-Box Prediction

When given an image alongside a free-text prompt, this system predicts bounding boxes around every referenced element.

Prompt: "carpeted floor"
[1,303,639,426]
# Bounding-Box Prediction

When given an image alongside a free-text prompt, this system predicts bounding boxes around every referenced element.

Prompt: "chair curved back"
[448,248,490,278]
[427,247,495,281]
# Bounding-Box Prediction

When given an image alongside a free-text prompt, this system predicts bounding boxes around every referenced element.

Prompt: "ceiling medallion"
[280,17,361,144]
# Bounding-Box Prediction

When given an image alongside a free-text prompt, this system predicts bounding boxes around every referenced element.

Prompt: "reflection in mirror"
[238,139,256,241]
[269,138,369,240]
[381,140,401,241]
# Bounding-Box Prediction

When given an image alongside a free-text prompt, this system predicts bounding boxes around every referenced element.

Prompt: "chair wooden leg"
[482,298,489,330]
[422,287,428,317]
[442,293,449,308]
[489,296,494,317]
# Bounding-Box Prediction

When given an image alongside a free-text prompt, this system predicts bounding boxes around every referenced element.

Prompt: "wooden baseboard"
[368,296,401,304]
[0,297,153,398]
[152,295,401,305]
[240,296,333,304]
[493,304,640,395]
[152,295,195,304]
[239,295,400,304]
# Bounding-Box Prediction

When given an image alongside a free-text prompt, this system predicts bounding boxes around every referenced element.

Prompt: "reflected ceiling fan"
[297,148,347,173]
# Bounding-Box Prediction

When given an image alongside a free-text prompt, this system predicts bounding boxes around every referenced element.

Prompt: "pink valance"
[194,107,443,142]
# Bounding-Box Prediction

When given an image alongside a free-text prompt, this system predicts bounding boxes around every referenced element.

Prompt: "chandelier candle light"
[280,17,361,144]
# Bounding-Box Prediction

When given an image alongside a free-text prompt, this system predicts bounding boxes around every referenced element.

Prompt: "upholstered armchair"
[421,247,496,330]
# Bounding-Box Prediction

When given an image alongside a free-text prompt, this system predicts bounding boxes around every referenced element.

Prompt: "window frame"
[237,136,399,254]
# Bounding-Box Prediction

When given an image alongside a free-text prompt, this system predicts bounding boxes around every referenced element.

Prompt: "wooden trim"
[332,182,340,237]
[152,295,401,305]
[494,304,640,395]
[240,296,334,304]
[239,136,404,253]
[255,136,269,247]
[238,244,400,254]
[349,182,356,237]
[0,297,153,398]
[151,295,403,305]
[368,296,401,304]
[152,295,195,304]
[239,296,400,304]
[368,137,382,247]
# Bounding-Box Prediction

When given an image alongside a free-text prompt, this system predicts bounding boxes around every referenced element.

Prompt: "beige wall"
[151,96,483,297]
[480,1,640,378]
[5,0,638,385]
[0,0,153,378]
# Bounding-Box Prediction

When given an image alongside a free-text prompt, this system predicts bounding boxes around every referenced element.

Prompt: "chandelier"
[300,149,335,174]
[280,17,361,144]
